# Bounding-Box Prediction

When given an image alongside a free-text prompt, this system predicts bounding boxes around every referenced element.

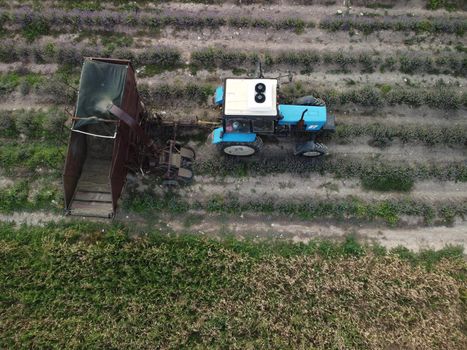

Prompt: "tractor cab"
[212,77,335,157]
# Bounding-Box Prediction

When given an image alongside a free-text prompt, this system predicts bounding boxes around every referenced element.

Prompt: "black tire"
[294,95,326,107]
[255,83,266,93]
[217,137,263,157]
[295,141,328,157]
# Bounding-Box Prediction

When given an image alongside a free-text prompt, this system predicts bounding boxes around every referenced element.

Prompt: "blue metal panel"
[278,104,326,130]
[212,127,256,144]
[214,86,224,106]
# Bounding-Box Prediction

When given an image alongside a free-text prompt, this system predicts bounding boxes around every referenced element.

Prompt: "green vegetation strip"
[0,141,65,175]
[0,108,67,138]
[0,180,61,213]
[125,190,467,226]
[0,222,465,348]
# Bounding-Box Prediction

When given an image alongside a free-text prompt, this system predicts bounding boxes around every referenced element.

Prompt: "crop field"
[0,0,466,348]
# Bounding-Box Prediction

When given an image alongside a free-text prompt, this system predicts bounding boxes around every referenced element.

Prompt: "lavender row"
[1,42,465,78]
[191,47,467,76]
[0,7,311,35]
[1,7,465,37]
[0,41,182,67]
[320,15,466,35]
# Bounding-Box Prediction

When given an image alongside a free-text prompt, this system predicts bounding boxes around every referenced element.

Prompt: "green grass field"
[1,222,465,349]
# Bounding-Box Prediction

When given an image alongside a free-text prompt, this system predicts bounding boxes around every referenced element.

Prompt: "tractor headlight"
[232,121,240,130]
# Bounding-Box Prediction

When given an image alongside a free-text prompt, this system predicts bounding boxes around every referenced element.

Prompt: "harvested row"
[1,7,465,41]
[1,41,465,77]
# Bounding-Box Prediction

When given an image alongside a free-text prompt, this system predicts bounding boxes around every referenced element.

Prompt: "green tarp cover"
[74,60,128,129]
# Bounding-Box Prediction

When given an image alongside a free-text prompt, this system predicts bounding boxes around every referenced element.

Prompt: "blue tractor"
[211,77,335,157]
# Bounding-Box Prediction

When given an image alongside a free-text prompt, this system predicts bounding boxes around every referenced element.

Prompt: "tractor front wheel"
[295,141,328,157]
[218,137,263,157]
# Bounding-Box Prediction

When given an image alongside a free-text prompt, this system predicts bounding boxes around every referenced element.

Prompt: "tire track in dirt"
[145,29,462,56]
[191,138,467,164]
[123,211,467,252]
[136,70,467,90]
[174,174,467,204]
[1,210,465,252]
[154,2,467,20]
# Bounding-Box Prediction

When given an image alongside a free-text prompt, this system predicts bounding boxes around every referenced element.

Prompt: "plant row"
[6,74,464,111]
[3,70,465,111]
[0,179,61,213]
[0,108,67,139]
[281,83,467,110]
[0,141,65,175]
[0,41,182,68]
[334,123,467,146]
[192,47,467,76]
[1,8,465,41]
[140,82,467,110]
[125,189,467,226]
[5,106,465,147]
[0,8,311,40]
[195,156,467,186]
[2,42,465,77]
[320,14,466,35]
[1,133,465,191]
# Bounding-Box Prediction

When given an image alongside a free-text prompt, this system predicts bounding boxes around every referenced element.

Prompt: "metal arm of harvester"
[106,104,158,152]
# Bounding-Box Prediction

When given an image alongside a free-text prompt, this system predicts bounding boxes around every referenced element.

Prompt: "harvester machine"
[63,58,195,218]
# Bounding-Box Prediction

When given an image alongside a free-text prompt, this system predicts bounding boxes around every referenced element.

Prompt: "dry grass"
[0,222,465,349]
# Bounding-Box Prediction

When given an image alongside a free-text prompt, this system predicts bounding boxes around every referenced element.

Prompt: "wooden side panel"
[63,131,87,210]
[109,63,140,214]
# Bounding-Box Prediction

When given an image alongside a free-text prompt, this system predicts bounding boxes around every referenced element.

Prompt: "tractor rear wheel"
[295,141,328,157]
[294,95,326,107]
[218,137,263,157]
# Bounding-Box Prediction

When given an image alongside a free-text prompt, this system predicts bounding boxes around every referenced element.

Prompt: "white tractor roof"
[224,78,277,117]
